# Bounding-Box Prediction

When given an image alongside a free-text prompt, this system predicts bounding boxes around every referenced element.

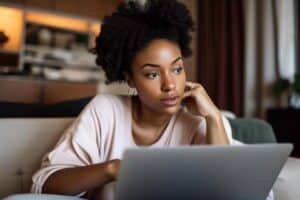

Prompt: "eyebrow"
[139,56,182,69]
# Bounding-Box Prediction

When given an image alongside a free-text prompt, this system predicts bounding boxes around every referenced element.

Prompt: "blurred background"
[0,0,299,137]
[1,1,300,198]
[0,0,121,104]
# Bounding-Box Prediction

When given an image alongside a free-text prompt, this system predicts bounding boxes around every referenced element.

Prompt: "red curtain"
[197,0,244,116]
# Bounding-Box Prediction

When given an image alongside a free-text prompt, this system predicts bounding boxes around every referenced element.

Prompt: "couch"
[0,115,299,199]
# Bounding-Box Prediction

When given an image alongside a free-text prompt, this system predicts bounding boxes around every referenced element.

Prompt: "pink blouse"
[31,94,235,199]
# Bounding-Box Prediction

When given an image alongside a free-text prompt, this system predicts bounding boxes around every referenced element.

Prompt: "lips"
[160,96,179,107]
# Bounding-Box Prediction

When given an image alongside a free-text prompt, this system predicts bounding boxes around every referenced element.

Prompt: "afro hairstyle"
[93,0,194,83]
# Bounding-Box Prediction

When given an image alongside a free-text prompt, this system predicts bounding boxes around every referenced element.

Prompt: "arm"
[43,159,120,195]
[183,82,229,145]
[205,112,229,145]
[32,95,121,195]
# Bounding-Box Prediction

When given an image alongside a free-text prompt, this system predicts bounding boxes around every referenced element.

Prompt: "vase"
[289,92,300,108]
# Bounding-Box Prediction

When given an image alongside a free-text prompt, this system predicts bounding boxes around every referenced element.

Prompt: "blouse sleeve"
[31,95,111,194]
[191,114,241,145]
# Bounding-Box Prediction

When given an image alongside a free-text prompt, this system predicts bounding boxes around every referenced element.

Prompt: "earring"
[128,87,138,96]
[134,88,138,96]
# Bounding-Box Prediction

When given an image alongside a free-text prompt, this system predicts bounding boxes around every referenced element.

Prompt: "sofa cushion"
[0,118,75,198]
[0,101,44,118]
[3,194,85,200]
[0,97,93,118]
[273,157,300,200]
[229,118,277,144]
[45,96,93,117]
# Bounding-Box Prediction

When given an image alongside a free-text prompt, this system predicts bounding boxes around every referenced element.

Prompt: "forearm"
[43,160,117,195]
[206,112,230,145]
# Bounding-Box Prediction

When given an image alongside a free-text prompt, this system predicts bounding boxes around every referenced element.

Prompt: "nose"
[161,72,175,92]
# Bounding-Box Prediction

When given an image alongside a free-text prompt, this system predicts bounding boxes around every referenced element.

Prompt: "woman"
[31,0,248,199]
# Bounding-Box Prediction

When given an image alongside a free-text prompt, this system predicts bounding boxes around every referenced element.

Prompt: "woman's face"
[130,39,186,115]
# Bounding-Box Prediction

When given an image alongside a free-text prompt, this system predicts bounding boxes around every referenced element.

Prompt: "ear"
[124,72,135,88]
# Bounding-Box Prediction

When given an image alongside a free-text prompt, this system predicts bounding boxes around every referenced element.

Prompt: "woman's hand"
[182,82,221,120]
[43,159,122,195]
[182,82,229,145]
[106,159,121,181]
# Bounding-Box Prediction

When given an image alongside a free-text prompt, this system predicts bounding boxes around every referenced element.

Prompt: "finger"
[184,82,195,92]
[184,85,192,92]
[186,81,201,86]
[185,82,202,90]
[185,81,195,88]
[183,90,193,98]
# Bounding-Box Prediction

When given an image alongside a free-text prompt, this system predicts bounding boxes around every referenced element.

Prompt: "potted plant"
[273,73,300,108]
[289,74,300,108]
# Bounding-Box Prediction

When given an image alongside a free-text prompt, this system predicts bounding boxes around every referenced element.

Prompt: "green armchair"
[229,118,277,144]
[228,118,300,200]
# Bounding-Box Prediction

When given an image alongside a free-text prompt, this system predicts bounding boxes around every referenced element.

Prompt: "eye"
[146,72,159,79]
[172,66,183,75]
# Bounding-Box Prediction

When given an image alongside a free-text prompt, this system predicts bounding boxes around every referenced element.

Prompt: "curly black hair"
[93,0,194,83]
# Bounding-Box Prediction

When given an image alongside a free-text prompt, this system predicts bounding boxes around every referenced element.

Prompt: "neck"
[132,96,172,128]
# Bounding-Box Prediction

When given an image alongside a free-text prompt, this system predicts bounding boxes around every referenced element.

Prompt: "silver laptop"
[116,144,293,200]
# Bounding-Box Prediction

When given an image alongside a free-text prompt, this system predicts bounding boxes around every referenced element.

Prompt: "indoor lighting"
[26,11,89,32]
[0,6,23,52]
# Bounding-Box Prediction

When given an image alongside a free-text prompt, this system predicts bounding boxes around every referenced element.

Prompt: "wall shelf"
[0,49,20,55]
[0,3,103,83]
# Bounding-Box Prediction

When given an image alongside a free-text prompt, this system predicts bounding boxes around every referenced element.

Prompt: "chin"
[161,104,181,115]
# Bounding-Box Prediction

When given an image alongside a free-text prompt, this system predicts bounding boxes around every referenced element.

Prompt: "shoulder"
[174,107,206,135]
[70,94,130,139]
[76,94,130,124]
[169,108,206,144]
[92,93,128,105]
[89,94,130,112]
[176,107,205,127]
[177,109,235,144]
